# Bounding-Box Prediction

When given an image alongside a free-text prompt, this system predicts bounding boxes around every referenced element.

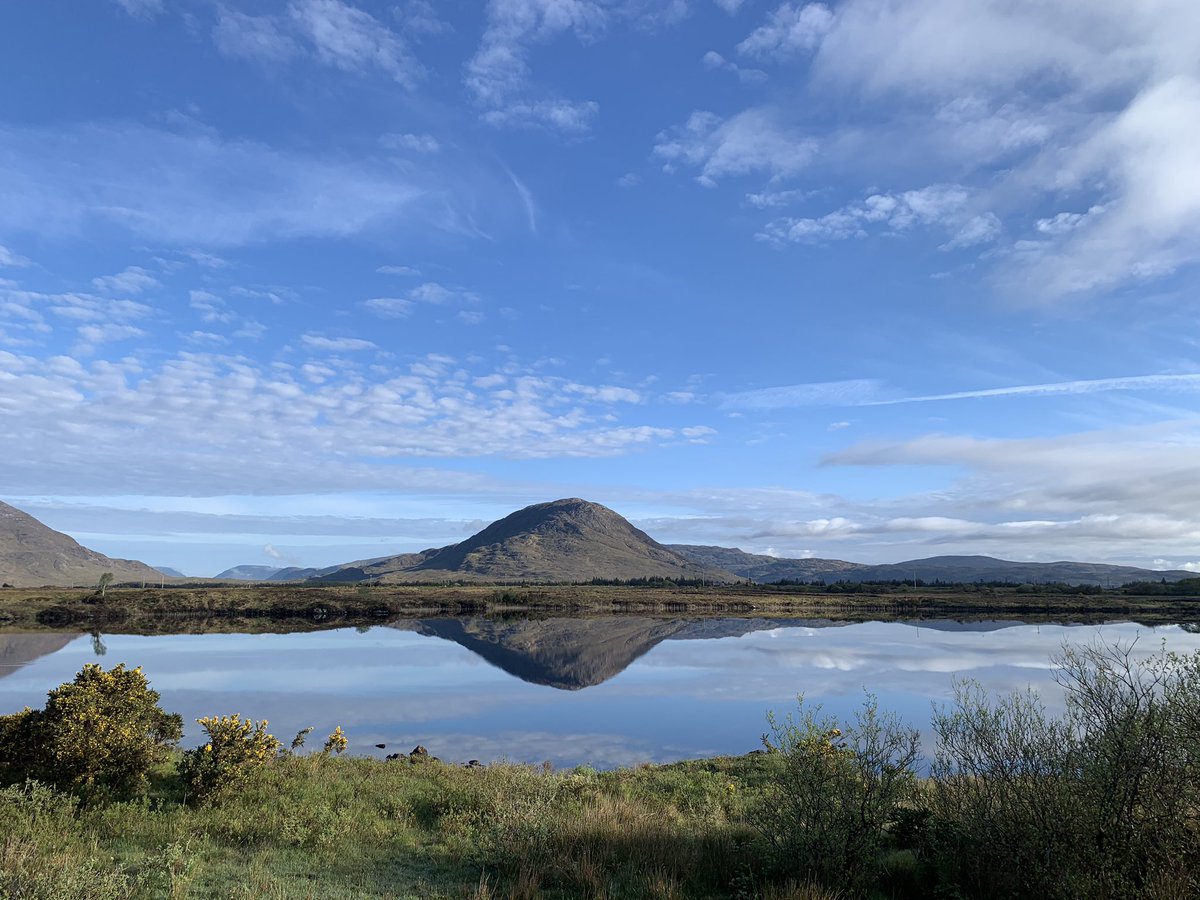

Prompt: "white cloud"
[867,373,1200,406]
[702,51,767,84]
[300,334,378,352]
[0,121,425,247]
[377,265,420,276]
[380,132,440,153]
[92,266,160,294]
[0,350,709,495]
[213,8,301,63]
[113,0,162,17]
[737,2,833,60]
[654,108,816,187]
[465,0,606,132]
[0,245,31,268]
[363,297,414,318]
[74,323,146,353]
[797,0,1200,300]
[721,379,883,409]
[759,184,999,247]
[713,0,745,14]
[289,0,422,87]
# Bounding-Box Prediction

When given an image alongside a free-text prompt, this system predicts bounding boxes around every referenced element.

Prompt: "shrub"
[752,694,921,895]
[929,641,1200,898]
[180,714,281,805]
[0,663,182,802]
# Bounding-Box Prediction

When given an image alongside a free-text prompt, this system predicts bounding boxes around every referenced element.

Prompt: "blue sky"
[1,0,1199,575]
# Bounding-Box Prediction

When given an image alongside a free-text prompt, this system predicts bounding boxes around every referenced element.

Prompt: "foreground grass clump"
[3,643,1200,898]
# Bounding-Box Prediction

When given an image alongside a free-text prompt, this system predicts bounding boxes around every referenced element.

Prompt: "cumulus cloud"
[654,108,816,186]
[737,2,833,59]
[702,51,767,84]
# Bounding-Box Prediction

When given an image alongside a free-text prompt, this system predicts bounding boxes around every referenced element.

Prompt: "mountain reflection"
[388,617,1026,690]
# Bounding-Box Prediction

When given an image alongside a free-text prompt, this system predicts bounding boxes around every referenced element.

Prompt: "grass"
[0,752,801,900]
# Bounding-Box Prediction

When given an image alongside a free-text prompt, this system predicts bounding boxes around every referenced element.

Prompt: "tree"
[96,571,114,598]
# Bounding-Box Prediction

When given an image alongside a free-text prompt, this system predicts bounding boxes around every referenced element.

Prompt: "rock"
[375,743,386,749]
[466,759,483,768]
[385,753,402,761]
[410,745,428,757]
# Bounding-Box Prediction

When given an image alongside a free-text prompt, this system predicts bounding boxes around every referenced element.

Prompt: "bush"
[0,663,182,802]
[180,714,282,805]
[929,641,1200,898]
[752,694,921,895]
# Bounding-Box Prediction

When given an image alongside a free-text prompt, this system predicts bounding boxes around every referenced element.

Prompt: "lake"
[3,617,1198,769]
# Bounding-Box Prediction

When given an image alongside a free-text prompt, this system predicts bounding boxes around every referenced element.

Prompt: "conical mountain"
[0,500,165,587]
[337,499,734,583]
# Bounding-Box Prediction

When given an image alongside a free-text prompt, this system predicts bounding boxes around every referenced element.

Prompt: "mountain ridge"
[0,501,166,588]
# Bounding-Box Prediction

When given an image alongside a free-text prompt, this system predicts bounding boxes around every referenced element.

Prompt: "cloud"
[113,0,162,17]
[292,0,422,86]
[465,0,606,132]
[213,7,302,64]
[0,246,31,268]
[0,121,426,247]
[702,51,767,84]
[721,379,883,409]
[737,2,834,59]
[91,266,160,294]
[363,297,414,318]
[0,350,709,495]
[380,132,440,153]
[377,265,420,276]
[867,373,1200,406]
[300,334,378,351]
[758,184,1000,248]
[791,0,1200,300]
[654,108,816,187]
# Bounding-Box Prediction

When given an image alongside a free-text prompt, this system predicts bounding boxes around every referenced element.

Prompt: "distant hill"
[669,546,1194,587]
[665,545,864,582]
[0,500,166,587]
[153,566,186,578]
[314,499,734,584]
[215,565,283,581]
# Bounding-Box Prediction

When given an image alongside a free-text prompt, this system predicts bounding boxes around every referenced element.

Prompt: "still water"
[2,617,1198,769]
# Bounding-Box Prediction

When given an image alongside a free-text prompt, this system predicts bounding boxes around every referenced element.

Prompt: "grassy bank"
[2,582,1199,633]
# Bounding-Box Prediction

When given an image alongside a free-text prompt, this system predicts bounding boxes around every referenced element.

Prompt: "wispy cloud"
[0,121,426,246]
[92,266,160,294]
[868,373,1200,406]
[720,379,883,409]
[0,245,31,268]
[300,334,378,351]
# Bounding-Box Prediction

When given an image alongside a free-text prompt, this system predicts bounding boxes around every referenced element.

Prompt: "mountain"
[153,566,186,578]
[215,565,283,581]
[666,545,865,582]
[0,632,81,680]
[669,546,1194,587]
[0,501,166,588]
[315,499,734,584]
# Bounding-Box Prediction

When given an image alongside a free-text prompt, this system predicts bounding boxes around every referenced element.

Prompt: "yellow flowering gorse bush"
[180,713,281,805]
[0,663,182,802]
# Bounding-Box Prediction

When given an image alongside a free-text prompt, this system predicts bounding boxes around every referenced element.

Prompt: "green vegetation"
[3,643,1200,898]
[1,579,1198,634]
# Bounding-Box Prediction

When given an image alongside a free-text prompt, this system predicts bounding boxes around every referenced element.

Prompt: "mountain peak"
[315,498,733,583]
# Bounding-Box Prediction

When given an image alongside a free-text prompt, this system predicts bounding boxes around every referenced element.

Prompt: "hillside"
[669,545,1194,587]
[0,501,167,588]
[315,499,734,584]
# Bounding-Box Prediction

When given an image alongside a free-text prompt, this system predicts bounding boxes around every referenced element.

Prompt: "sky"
[1,0,1199,576]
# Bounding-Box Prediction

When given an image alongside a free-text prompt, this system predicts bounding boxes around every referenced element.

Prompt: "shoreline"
[2,582,1198,632]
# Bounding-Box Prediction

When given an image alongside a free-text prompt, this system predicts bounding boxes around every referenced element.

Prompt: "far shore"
[1,582,1197,632]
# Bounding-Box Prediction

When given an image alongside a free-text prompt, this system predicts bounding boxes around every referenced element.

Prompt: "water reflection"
[2,618,1198,769]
